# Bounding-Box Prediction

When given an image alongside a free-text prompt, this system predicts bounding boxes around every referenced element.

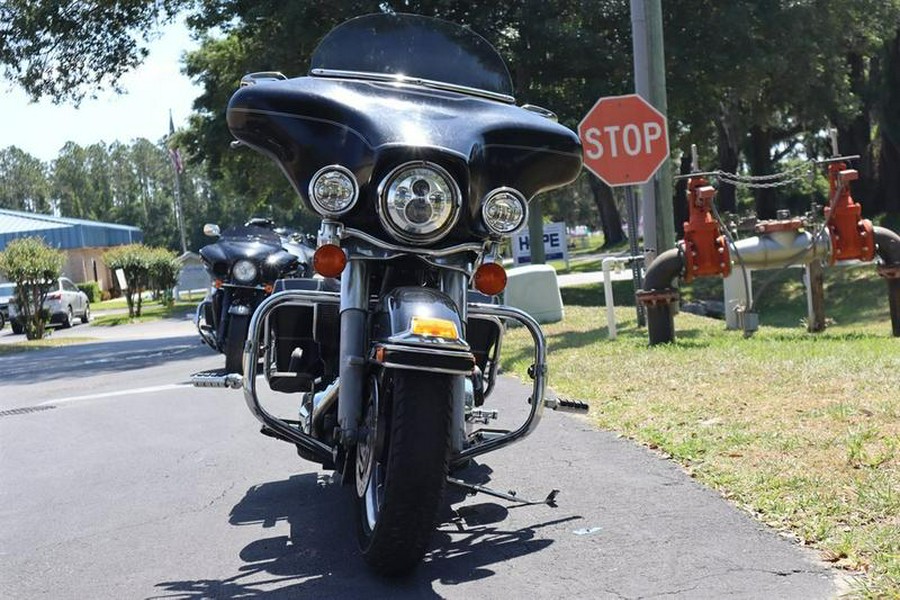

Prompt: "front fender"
[371,287,474,375]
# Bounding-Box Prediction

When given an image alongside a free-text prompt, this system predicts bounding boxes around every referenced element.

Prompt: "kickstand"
[446,476,559,507]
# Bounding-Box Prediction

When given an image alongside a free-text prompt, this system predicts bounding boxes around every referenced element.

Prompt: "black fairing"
[199,225,298,281]
[227,76,582,246]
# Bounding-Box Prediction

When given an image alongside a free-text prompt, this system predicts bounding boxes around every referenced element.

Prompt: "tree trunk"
[716,119,740,213]
[878,30,900,220]
[673,150,691,239]
[836,52,876,214]
[587,175,625,247]
[747,126,777,219]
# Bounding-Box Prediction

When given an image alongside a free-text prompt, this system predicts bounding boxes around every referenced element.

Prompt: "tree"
[104,244,153,317]
[0,236,64,339]
[0,147,51,212]
[0,0,186,104]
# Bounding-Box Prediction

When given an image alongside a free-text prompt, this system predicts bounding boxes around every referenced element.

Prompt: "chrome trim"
[452,302,550,464]
[195,300,217,350]
[342,227,483,257]
[228,304,251,316]
[481,187,528,236]
[310,68,516,104]
[308,165,359,217]
[240,71,287,87]
[243,290,340,464]
[375,342,474,361]
[520,104,558,121]
[378,362,474,376]
[376,161,463,245]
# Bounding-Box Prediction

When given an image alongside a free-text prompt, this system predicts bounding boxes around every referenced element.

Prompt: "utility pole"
[527,201,546,264]
[630,0,675,265]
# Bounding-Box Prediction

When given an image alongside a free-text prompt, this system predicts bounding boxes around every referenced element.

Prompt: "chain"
[712,159,815,189]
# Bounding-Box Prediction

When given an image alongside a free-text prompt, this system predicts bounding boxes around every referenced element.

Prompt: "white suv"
[8,277,91,334]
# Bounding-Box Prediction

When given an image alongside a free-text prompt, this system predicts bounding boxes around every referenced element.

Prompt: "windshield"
[0,283,15,296]
[220,225,282,246]
[310,13,514,100]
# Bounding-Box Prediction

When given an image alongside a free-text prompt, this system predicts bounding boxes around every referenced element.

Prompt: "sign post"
[578,94,670,327]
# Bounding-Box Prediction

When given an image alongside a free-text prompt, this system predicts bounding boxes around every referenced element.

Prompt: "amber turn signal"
[473,262,507,296]
[313,244,347,278]
[410,316,459,340]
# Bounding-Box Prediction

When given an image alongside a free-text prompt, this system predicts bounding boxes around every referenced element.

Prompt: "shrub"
[77,281,101,303]
[0,237,64,339]
[104,244,153,317]
[148,248,182,306]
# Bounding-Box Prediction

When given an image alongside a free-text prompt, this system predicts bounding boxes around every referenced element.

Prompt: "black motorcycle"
[194,218,311,375]
[226,14,583,573]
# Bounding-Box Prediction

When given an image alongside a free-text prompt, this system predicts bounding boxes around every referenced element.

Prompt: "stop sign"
[578,94,670,187]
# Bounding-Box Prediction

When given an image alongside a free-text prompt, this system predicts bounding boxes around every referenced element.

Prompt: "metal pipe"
[602,258,618,340]
[874,226,900,337]
[642,246,684,291]
[638,246,684,345]
[730,230,830,269]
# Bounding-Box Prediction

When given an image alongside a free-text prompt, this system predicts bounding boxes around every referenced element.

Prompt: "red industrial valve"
[825,163,875,263]
[682,176,731,282]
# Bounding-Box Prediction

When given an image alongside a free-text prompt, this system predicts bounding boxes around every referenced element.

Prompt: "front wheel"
[81,303,90,324]
[224,313,249,374]
[355,370,453,575]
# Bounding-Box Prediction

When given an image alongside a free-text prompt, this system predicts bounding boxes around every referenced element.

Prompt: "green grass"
[91,300,199,327]
[0,336,98,356]
[502,265,899,597]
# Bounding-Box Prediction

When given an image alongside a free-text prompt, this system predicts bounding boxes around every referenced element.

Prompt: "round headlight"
[232,259,258,283]
[378,162,461,244]
[482,188,528,235]
[309,165,358,216]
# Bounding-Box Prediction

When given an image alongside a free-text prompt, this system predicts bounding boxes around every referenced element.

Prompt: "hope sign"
[582,122,664,159]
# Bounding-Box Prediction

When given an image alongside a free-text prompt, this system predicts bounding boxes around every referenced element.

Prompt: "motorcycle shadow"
[154,463,578,598]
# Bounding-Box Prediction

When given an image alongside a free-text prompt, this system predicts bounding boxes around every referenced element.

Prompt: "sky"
[0,18,202,163]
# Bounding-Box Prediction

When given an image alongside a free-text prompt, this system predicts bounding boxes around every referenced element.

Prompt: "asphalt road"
[0,319,838,599]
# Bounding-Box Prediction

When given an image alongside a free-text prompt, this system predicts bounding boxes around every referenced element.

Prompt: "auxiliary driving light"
[473,262,507,296]
[313,244,348,278]
[482,187,527,235]
[309,165,358,216]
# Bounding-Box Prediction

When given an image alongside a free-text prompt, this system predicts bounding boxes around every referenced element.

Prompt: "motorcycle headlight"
[378,161,461,244]
[309,165,359,216]
[482,187,528,235]
[232,259,258,283]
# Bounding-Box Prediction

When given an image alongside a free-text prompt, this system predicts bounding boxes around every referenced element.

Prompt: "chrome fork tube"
[441,270,469,454]
[337,259,368,445]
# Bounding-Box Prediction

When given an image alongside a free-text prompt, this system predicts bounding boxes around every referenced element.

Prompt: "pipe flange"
[877,265,900,280]
[636,289,680,307]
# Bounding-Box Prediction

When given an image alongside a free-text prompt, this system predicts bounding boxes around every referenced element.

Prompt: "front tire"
[355,370,453,575]
[224,313,249,374]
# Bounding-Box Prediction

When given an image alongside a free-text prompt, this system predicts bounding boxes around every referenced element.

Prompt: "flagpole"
[168,110,188,254]
[173,165,187,254]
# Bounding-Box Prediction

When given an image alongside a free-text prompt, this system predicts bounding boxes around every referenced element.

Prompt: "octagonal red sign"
[578,94,670,187]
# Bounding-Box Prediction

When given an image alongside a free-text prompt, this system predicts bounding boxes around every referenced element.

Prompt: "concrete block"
[504,264,564,323]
